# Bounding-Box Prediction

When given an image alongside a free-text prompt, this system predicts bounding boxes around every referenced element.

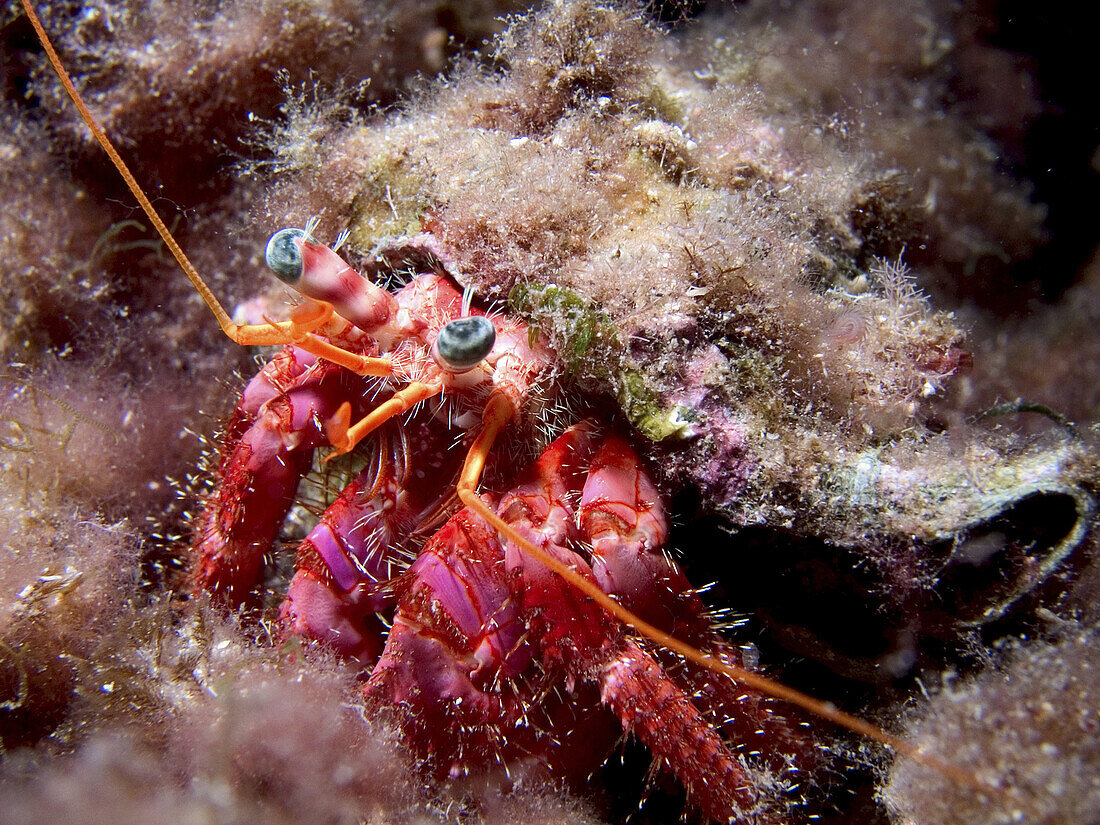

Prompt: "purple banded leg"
[363,510,529,776]
[279,459,415,666]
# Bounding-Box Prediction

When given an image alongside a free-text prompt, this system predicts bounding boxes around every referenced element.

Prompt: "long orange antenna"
[20,0,237,336]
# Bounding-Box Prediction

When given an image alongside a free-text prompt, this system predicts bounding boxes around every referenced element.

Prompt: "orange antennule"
[326,381,443,457]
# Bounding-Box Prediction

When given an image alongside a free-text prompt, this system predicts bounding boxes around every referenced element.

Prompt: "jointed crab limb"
[279,419,462,666]
[192,348,345,600]
[599,638,761,818]
[234,327,393,377]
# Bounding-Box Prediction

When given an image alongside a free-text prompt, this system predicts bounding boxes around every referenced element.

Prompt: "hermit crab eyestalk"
[265,228,305,283]
[433,316,496,372]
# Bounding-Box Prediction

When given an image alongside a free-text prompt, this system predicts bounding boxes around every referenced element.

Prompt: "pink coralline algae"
[667,347,755,506]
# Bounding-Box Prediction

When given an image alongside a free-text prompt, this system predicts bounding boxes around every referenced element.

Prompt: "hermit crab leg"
[192,348,353,601]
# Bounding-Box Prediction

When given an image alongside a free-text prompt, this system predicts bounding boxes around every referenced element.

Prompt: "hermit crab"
[20,1,1038,821]
[189,220,822,821]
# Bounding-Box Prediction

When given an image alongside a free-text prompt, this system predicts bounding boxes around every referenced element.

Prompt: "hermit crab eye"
[265,228,305,283]
[434,316,496,371]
